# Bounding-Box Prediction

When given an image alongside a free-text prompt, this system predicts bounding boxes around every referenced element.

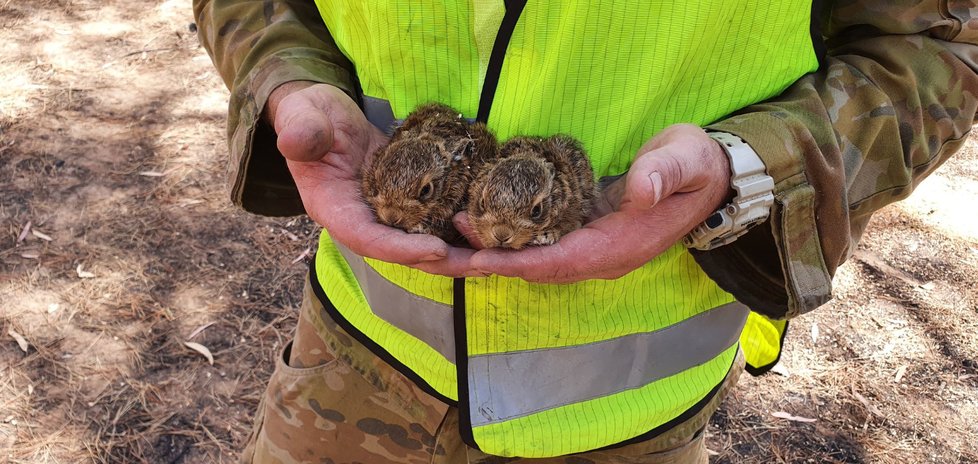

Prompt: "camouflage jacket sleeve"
[700,1,978,319]
[193,0,354,216]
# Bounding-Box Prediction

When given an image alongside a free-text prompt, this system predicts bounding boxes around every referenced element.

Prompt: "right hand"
[453,124,732,283]
[267,81,477,276]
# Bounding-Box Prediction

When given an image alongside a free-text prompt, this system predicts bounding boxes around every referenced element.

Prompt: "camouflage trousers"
[240,276,744,463]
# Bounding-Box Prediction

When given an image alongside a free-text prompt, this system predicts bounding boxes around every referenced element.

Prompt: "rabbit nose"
[491,225,514,244]
[377,210,402,227]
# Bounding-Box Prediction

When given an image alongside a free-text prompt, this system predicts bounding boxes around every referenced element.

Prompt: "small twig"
[120,47,181,59]
[198,421,226,454]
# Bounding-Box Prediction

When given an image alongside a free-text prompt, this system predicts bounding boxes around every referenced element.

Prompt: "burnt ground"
[1,1,976,463]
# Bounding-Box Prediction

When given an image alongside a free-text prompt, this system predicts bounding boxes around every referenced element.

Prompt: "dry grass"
[0,1,314,462]
[1,1,977,463]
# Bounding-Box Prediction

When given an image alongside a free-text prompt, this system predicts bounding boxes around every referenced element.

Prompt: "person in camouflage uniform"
[192,0,978,462]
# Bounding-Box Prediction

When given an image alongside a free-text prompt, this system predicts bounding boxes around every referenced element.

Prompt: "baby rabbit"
[360,103,497,242]
[467,135,598,249]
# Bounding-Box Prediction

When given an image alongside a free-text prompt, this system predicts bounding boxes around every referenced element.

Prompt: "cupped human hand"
[267,81,476,276]
[457,124,733,283]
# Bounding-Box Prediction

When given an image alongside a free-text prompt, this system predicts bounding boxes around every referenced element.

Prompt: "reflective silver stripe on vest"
[467,301,749,427]
[335,243,747,425]
[336,243,456,363]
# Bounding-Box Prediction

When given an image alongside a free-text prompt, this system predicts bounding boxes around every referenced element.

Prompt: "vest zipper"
[456,0,528,451]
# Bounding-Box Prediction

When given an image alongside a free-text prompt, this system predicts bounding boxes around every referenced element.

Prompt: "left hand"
[268,81,478,277]
[459,124,734,283]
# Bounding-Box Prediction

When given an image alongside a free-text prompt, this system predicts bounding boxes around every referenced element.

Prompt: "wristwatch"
[683,131,775,251]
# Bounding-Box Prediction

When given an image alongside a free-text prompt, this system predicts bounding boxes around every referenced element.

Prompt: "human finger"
[470,221,632,283]
[410,246,482,277]
[452,212,486,250]
[274,95,336,162]
[622,125,727,211]
[325,205,450,264]
[296,177,450,265]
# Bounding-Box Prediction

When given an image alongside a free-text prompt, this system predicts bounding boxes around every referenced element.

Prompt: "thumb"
[453,212,486,250]
[621,150,687,210]
[274,94,335,162]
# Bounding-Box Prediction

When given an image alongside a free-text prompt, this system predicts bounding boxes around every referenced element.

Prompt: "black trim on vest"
[745,320,790,376]
[460,0,528,451]
[452,277,479,450]
[810,0,828,68]
[594,346,740,452]
[307,258,457,406]
[475,0,527,123]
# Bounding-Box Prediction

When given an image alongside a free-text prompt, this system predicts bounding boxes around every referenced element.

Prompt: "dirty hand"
[267,81,475,276]
[459,124,733,283]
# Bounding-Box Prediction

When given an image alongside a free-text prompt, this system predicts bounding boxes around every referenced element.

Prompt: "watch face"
[706,212,725,229]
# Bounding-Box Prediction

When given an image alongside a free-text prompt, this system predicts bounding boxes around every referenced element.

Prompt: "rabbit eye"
[530,203,543,220]
[419,182,434,200]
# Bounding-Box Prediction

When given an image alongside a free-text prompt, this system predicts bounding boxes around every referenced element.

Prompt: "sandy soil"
[1,1,976,463]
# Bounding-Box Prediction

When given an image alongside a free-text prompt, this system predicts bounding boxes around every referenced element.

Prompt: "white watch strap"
[683,132,774,251]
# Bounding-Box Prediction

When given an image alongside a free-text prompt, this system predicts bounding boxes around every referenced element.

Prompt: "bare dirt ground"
[0,1,976,463]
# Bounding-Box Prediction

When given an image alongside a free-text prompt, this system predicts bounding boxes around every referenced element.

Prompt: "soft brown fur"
[360,103,498,242]
[467,135,598,249]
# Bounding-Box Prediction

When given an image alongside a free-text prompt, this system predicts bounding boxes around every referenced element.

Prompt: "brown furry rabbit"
[360,103,498,242]
[467,135,598,249]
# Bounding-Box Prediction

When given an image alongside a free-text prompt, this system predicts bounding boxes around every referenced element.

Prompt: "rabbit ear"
[448,137,475,161]
[499,136,543,158]
[545,134,582,151]
[544,135,586,160]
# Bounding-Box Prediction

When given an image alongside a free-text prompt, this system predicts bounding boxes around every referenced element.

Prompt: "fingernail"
[647,171,663,206]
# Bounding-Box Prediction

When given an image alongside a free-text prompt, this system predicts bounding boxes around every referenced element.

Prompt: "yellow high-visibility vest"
[311,0,815,457]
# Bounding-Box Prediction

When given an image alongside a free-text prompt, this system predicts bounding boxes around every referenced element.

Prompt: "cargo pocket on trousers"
[242,340,446,464]
[242,340,345,463]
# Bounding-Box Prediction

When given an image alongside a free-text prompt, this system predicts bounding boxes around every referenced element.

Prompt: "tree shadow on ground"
[0,2,314,462]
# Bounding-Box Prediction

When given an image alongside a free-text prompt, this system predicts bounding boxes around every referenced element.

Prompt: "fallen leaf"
[919,281,935,290]
[8,328,29,353]
[705,448,720,456]
[17,221,32,243]
[31,230,53,241]
[770,362,791,378]
[853,250,926,287]
[183,341,214,365]
[27,385,34,396]
[894,365,907,383]
[75,264,96,279]
[280,228,299,241]
[959,374,976,381]
[771,411,816,423]
[20,252,40,259]
[811,323,819,344]
[851,387,884,418]
[188,322,215,340]
[291,247,312,265]
[138,171,165,177]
